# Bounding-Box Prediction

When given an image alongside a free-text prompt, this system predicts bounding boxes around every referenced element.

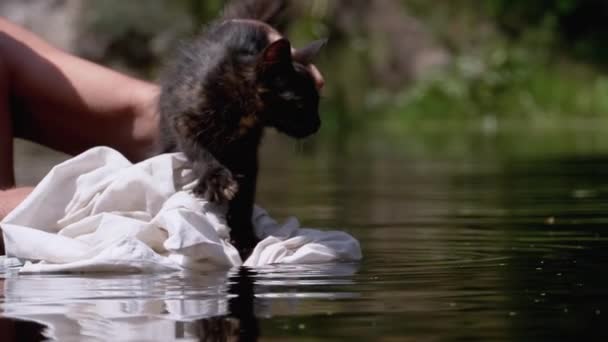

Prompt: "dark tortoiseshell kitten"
[158,0,325,259]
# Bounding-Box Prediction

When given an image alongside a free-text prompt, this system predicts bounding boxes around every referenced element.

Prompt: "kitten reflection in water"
[192,268,259,342]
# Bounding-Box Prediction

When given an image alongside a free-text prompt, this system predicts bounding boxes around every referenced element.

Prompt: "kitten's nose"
[308,64,325,90]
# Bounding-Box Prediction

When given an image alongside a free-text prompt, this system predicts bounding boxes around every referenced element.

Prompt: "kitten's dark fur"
[158,0,324,259]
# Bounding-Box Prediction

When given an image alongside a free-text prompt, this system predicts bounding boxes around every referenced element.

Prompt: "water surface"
[3,125,608,341]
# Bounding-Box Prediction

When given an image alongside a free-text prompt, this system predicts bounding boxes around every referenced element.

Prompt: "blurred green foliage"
[389,40,608,123]
[486,0,608,63]
[377,0,608,129]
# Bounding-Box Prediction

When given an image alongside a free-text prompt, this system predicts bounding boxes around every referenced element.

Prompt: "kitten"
[158,0,325,259]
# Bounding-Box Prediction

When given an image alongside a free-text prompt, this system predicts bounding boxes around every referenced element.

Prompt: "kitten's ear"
[293,38,328,65]
[259,38,292,72]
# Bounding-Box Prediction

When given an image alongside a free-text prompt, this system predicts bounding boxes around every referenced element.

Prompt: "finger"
[307,64,325,90]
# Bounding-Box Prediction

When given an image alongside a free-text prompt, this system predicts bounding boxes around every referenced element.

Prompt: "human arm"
[0,16,160,181]
[0,17,160,221]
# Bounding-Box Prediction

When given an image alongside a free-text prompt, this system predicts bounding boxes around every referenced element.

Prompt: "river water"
[2,124,608,341]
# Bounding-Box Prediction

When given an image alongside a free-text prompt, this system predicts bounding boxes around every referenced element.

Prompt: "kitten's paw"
[194,167,239,203]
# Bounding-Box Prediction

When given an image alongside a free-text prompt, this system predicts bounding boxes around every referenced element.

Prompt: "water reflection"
[0,263,359,341]
[0,318,45,342]
[0,270,231,341]
[224,267,258,341]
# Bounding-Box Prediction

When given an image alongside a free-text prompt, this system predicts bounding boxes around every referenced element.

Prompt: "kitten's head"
[255,38,325,138]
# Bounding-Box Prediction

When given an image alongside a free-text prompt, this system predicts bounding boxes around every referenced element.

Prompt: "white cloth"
[1,147,361,273]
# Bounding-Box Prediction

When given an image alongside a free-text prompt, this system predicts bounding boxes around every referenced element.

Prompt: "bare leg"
[0,187,32,221]
[0,187,33,253]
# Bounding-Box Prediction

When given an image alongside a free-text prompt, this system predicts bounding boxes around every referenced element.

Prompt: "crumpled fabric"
[0,147,361,273]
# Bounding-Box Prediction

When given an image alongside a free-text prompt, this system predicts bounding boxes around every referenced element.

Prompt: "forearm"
[0,17,160,161]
